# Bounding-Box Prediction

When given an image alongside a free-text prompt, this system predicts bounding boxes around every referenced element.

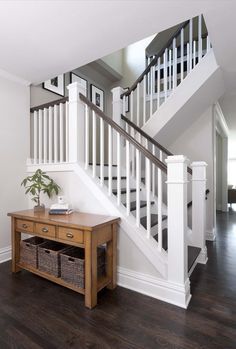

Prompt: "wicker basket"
[20,237,45,268]
[38,241,69,277]
[60,246,106,289]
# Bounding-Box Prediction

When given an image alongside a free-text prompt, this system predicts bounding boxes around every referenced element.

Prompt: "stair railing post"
[111,86,125,165]
[191,161,208,264]
[166,155,191,308]
[67,81,87,163]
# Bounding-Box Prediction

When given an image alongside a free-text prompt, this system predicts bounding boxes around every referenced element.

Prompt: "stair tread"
[124,200,155,211]
[112,188,137,195]
[153,229,201,272]
[103,176,127,180]
[140,214,167,229]
[89,163,117,167]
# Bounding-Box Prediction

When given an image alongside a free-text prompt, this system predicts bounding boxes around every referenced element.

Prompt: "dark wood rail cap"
[121,114,173,156]
[121,114,192,175]
[120,20,189,98]
[30,97,68,113]
[79,93,167,174]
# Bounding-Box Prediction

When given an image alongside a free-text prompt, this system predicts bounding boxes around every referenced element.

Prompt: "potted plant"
[21,169,61,212]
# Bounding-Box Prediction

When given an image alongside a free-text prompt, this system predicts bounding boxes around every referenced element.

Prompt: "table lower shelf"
[17,263,111,294]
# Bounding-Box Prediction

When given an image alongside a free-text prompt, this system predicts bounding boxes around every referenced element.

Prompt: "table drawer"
[58,227,84,244]
[35,223,56,238]
[16,219,34,233]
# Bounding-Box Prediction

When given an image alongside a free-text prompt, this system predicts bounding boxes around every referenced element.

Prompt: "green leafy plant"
[21,169,61,207]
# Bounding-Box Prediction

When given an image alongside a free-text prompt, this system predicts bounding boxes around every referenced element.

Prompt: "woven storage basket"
[38,241,69,277]
[20,237,45,268]
[60,246,106,289]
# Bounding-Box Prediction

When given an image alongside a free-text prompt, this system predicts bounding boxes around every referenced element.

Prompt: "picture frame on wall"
[90,84,104,111]
[70,72,88,96]
[43,74,65,96]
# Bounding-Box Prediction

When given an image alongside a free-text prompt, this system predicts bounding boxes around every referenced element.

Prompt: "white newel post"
[67,82,86,163]
[166,155,191,308]
[191,161,208,264]
[111,86,125,164]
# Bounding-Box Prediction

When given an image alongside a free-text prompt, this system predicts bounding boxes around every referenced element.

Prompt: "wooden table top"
[8,209,120,231]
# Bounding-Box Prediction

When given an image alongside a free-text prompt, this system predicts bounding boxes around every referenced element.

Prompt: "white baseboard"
[0,246,11,263]
[117,266,191,309]
[206,229,216,241]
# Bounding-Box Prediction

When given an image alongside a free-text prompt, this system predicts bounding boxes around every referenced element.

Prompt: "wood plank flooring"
[0,211,236,348]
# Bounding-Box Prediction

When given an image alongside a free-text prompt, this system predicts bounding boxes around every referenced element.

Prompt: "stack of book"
[49,203,73,215]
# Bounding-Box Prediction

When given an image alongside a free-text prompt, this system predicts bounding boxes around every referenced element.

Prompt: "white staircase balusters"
[143,75,146,124]
[180,28,184,82]
[198,15,202,60]
[43,108,47,163]
[33,111,37,164]
[59,103,64,163]
[119,15,210,131]
[189,18,193,71]
[38,109,43,164]
[65,101,69,163]
[48,106,53,163]
[136,148,141,227]
[164,49,168,101]
[117,132,121,205]
[100,118,104,186]
[126,140,130,215]
[146,158,151,238]
[92,110,96,178]
[108,125,112,196]
[157,150,163,252]
[85,104,89,170]
[152,144,155,197]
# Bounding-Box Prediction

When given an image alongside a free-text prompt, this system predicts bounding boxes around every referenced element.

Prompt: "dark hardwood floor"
[1,211,236,348]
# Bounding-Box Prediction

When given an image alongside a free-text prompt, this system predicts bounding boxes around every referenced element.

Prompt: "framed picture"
[43,74,65,96]
[70,72,88,96]
[90,84,104,111]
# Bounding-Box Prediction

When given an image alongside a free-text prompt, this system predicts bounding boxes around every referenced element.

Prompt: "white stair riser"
[104,178,127,190]
[131,204,158,218]
[91,165,126,177]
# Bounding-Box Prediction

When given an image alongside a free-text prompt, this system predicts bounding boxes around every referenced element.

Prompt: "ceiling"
[0,0,229,85]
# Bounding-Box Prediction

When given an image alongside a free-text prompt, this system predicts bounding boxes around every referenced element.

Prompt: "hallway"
[0,212,235,348]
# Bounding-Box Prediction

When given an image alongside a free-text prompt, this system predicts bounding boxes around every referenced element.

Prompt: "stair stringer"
[142,50,225,146]
[73,162,168,278]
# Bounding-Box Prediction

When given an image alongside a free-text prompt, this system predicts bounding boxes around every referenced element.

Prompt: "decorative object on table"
[90,84,104,111]
[49,196,73,215]
[43,74,65,96]
[70,72,88,96]
[21,169,61,212]
[124,87,130,113]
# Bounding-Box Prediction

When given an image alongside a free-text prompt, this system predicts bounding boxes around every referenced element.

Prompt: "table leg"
[11,218,21,273]
[106,223,117,289]
[84,231,97,309]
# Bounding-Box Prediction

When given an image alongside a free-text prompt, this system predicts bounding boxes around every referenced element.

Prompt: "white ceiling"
[0,0,223,84]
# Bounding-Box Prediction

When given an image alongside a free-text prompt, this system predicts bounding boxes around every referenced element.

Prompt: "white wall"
[216,131,223,210]
[120,35,155,88]
[0,76,29,261]
[169,106,215,239]
[101,50,123,77]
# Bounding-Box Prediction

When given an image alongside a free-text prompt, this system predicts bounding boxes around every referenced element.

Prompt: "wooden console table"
[8,209,119,309]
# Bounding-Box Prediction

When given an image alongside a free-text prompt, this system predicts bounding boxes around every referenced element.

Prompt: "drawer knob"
[22,224,28,229]
[66,232,74,239]
[42,227,49,233]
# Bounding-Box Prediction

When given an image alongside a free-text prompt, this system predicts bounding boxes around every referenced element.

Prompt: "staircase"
[27,14,210,309]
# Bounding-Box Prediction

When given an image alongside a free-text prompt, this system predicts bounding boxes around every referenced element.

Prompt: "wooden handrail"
[121,114,173,156]
[121,114,192,175]
[121,20,189,98]
[30,97,68,113]
[79,93,167,174]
